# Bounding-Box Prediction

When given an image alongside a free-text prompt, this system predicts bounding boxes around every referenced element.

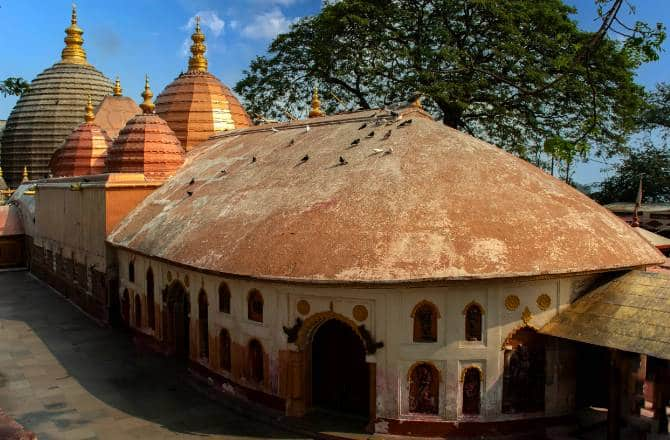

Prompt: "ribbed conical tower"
[155,16,251,151]
[0,5,112,187]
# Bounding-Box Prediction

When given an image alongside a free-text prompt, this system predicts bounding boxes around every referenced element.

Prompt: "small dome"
[105,78,185,181]
[50,98,111,177]
[155,18,251,151]
[0,6,112,186]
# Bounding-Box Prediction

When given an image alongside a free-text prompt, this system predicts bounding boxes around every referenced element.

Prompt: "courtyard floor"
[0,270,311,440]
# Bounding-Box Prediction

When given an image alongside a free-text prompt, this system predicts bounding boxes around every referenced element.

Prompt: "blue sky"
[0,0,668,184]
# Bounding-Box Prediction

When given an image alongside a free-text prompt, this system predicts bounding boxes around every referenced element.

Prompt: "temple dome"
[0,6,112,187]
[92,78,142,140]
[105,78,185,181]
[50,98,111,177]
[155,18,251,151]
[108,107,664,283]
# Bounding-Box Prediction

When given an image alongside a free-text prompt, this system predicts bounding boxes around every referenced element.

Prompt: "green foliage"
[642,82,670,131]
[594,143,670,204]
[0,77,30,97]
[235,0,663,160]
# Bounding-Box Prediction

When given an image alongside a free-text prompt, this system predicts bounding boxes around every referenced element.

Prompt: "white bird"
[305,125,311,132]
[371,148,384,154]
[384,147,394,155]
[271,127,279,133]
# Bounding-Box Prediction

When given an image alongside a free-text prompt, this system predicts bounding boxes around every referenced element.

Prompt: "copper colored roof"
[50,121,111,177]
[0,205,24,237]
[108,108,664,284]
[155,71,252,151]
[541,271,670,360]
[0,63,112,187]
[93,96,141,139]
[105,113,185,181]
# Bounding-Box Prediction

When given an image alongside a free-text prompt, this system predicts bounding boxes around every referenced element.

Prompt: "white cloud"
[229,20,239,30]
[241,8,297,39]
[184,10,225,37]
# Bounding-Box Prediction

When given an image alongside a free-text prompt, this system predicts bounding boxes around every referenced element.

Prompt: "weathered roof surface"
[0,63,112,187]
[155,71,252,151]
[93,96,141,139]
[541,271,670,360]
[108,108,664,284]
[0,205,24,236]
[634,227,670,250]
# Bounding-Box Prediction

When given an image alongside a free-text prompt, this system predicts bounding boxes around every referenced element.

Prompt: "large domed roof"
[155,18,251,151]
[0,6,112,187]
[105,79,185,182]
[108,108,664,284]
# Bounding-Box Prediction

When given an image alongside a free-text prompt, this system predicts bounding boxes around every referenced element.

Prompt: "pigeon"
[382,130,392,139]
[398,119,413,127]
[305,125,311,132]
[358,123,367,130]
[371,148,384,154]
[383,147,393,155]
[271,127,279,133]
[187,191,193,196]
[366,131,375,138]
[289,139,295,146]
[189,178,195,185]
[339,156,348,165]
[221,169,227,175]
[351,138,361,146]
[301,154,309,162]
[251,156,257,163]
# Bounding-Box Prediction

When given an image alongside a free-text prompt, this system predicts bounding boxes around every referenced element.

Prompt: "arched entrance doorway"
[502,327,546,414]
[311,319,369,417]
[165,281,190,361]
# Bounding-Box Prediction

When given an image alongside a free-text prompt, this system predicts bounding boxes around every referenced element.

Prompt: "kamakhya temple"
[2,6,670,439]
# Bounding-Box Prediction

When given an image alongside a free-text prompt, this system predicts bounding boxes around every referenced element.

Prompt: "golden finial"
[410,93,424,109]
[188,16,208,72]
[61,4,88,65]
[22,166,29,183]
[84,95,95,122]
[113,77,122,96]
[308,85,325,118]
[140,75,155,114]
[0,166,3,178]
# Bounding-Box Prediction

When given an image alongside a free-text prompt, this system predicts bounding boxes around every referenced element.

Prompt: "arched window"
[134,294,142,328]
[121,289,130,323]
[220,329,231,371]
[219,282,231,314]
[249,339,264,383]
[409,362,440,414]
[462,367,482,415]
[128,260,135,283]
[198,290,209,360]
[411,301,439,342]
[146,268,155,330]
[502,327,546,413]
[464,302,484,341]
[248,289,264,322]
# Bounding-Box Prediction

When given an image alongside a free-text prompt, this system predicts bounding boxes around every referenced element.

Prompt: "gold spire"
[22,166,29,183]
[0,166,3,178]
[84,95,95,122]
[140,75,155,114]
[308,85,324,118]
[61,4,88,65]
[410,93,424,109]
[113,77,122,96]
[188,16,208,72]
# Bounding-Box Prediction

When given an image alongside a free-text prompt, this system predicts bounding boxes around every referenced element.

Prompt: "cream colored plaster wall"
[117,250,594,423]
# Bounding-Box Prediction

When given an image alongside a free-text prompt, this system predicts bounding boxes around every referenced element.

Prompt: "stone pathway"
[0,270,310,440]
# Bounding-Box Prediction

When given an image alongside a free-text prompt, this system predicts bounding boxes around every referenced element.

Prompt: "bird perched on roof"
[371,148,384,154]
[187,191,193,196]
[271,127,279,133]
[358,123,367,130]
[305,125,311,132]
[367,131,375,138]
[221,169,227,175]
[383,130,392,139]
[398,119,413,127]
[301,154,309,162]
[289,139,295,146]
[339,156,348,165]
[189,178,195,185]
[251,156,257,163]
[351,138,360,146]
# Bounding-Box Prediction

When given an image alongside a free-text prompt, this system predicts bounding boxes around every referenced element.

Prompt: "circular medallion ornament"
[537,294,551,311]
[504,295,520,311]
[297,300,310,316]
[167,271,172,282]
[184,275,190,287]
[353,305,368,322]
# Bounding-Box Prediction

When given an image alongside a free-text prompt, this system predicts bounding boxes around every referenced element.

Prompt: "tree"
[593,143,670,204]
[642,82,670,131]
[0,77,30,97]
[235,0,664,159]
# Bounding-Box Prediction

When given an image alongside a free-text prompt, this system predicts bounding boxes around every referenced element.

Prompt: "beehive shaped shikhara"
[50,97,111,177]
[155,18,251,151]
[0,6,112,186]
[105,78,185,181]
